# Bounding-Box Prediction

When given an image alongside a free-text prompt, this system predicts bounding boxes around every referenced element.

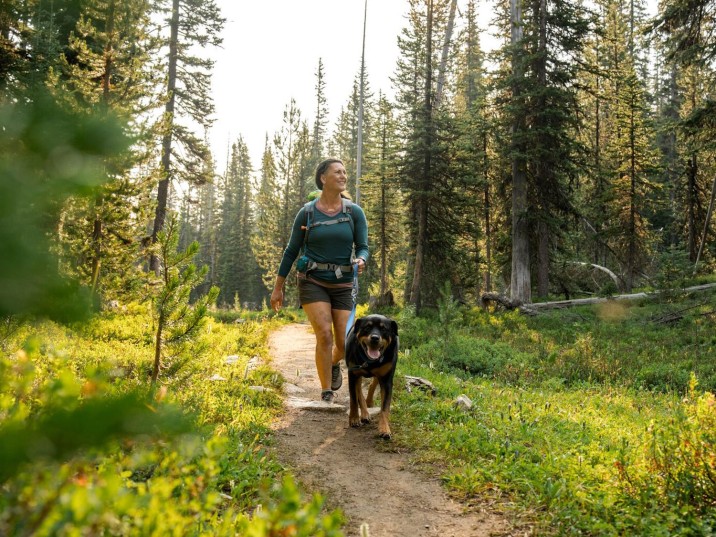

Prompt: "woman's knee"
[313,324,334,346]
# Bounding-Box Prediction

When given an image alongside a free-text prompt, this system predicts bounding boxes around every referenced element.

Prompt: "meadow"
[1,289,715,535]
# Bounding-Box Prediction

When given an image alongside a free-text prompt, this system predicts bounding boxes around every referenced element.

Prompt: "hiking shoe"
[331,363,343,391]
[321,390,335,403]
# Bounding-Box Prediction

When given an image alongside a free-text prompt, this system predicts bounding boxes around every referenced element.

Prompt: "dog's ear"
[390,320,398,336]
[353,317,363,333]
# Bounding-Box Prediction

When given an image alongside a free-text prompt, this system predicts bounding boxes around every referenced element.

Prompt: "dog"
[344,314,399,439]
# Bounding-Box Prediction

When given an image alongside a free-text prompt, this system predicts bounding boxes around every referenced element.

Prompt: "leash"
[345,262,359,339]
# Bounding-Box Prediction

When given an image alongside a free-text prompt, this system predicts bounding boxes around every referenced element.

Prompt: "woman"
[270,159,369,403]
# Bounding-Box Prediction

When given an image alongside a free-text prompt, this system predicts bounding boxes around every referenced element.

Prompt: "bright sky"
[210,1,411,174]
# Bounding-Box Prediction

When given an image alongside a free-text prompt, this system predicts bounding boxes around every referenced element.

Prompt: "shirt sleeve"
[353,205,369,264]
[277,207,306,277]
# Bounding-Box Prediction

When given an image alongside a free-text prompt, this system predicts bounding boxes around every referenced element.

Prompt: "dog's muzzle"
[362,334,385,361]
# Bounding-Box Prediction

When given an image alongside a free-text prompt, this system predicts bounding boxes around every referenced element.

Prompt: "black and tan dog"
[344,314,399,439]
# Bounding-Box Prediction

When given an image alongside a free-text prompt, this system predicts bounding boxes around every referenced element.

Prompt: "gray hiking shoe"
[321,389,335,403]
[331,363,343,391]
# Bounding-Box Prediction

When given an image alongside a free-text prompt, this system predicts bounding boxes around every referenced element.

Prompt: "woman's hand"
[270,288,284,312]
[355,258,366,275]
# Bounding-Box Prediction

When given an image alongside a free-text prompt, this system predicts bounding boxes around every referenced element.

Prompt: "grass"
[382,291,716,535]
[0,304,343,536]
[2,290,715,535]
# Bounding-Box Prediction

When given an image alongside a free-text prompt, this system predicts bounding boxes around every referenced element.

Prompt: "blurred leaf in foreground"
[0,392,192,483]
[0,89,128,322]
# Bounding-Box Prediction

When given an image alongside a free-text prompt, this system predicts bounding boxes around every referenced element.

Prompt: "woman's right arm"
[271,208,306,311]
[277,207,307,277]
[270,275,287,311]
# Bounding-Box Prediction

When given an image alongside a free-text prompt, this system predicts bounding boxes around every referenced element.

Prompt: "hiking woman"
[270,158,369,403]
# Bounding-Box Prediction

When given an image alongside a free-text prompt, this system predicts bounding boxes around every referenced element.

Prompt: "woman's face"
[321,162,347,192]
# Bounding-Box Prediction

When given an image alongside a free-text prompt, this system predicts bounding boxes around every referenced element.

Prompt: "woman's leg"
[331,308,352,365]
[302,301,335,390]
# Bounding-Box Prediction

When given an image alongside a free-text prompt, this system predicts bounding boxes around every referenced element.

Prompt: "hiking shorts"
[298,278,353,311]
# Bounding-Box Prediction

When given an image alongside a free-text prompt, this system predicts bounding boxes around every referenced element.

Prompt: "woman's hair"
[314,158,344,190]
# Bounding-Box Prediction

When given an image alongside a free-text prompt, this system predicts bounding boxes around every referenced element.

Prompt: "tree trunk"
[89,0,116,306]
[510,0,530,303]
[537,220,549,297]
[409,0,434,311]
[152,312,164,384]
[434,0,457,108]
[484,155,492,293]
[151,0,180,274]
[694,175,716,272]
[535,0,549,299]
[687,152,698,261]
[627,94,637,293]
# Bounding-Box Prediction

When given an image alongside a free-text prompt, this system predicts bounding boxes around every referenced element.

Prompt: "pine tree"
[49,0,159,307]
[251,137,283,300]
[393,0,461,311]
[452,0,497,297]
[599,0,660,290]
[360,92,405,305]
[150,0,224,272]
[652,0,716,269]
[150,212,218,384]
[217,138,263,307]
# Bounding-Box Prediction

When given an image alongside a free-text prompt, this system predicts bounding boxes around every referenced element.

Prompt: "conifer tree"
[599,0,659,290]
[150,0,224,273]
[217,138,263,307]
[49,0,159,306]
[310,58,329,168]
[394,0,460,310]
[360,92,404,305]
[251,137,283,300]
[452,0,497,297]
[652,0,716,268]
[150,212,218,384]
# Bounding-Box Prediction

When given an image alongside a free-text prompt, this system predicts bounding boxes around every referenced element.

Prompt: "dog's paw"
[378,431,392,440]
[360,417,371,425]
[349,417,362,428]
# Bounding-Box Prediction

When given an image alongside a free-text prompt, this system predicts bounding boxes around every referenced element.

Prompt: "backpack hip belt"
[307,261,354,278]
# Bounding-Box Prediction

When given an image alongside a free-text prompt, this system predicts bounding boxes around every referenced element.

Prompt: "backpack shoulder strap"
[341,198,354,234]
[302,200,317,246]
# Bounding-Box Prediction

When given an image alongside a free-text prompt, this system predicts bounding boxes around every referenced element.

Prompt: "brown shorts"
[298,278,353,311]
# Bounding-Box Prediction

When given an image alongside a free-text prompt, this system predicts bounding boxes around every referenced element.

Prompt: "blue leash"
[345,262,359,339]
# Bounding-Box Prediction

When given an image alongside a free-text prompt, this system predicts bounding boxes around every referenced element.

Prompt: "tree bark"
[409,0,434,311]
[150,0,180,274]
[434,0,457,108]
[510,0,530,303]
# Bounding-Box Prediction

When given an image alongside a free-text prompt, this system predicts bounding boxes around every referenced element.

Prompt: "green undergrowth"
[0,304,343,536]
[384,295,716,535]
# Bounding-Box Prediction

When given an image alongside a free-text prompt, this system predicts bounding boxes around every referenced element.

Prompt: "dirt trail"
[268,323,514,537]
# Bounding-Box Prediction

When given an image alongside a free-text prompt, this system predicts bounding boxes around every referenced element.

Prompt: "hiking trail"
[268,323,518,537]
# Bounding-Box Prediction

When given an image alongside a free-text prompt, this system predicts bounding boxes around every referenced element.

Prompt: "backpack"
[302,197,354,244]
[299,198,356,277]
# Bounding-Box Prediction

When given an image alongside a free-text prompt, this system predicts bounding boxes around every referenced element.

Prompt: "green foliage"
[618,375,716,526]
[653,245,694,295]
[150,213,219,383]
[391,299,716,534]
[0,309,343,535]
[0,90,128,322]
[235,476,344,536]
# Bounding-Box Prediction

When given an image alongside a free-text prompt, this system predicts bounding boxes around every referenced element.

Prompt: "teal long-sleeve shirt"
[277,201,369,284]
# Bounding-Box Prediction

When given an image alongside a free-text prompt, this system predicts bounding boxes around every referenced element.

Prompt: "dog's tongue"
[367,347,381,360]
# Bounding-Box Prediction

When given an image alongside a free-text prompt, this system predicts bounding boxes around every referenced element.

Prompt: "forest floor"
[268,323,517,537]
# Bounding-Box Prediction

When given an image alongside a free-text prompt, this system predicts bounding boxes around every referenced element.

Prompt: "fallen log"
[480,283,716,312]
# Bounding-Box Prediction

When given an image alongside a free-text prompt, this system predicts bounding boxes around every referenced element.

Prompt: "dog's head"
[353,314,398,361]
